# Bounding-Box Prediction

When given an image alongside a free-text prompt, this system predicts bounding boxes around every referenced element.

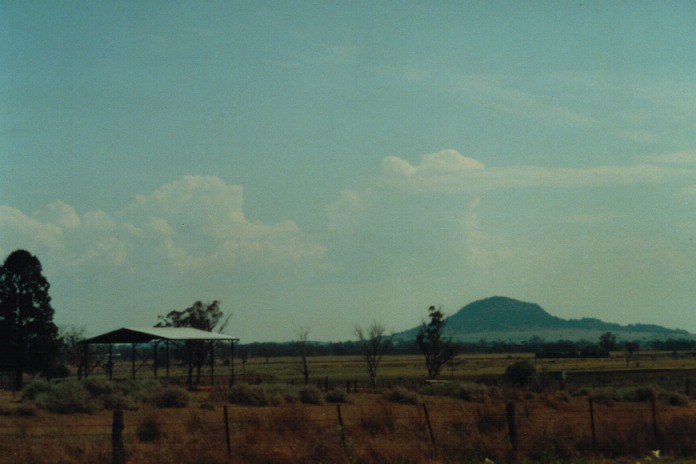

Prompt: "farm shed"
[80,327,239,386]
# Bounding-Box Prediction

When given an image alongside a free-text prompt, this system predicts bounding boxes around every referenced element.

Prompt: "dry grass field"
[0,352,694,463]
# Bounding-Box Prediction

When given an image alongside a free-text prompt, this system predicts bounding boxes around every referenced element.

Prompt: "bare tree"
[354,321,392,388]
[60,325,88,379]
[295,327,311,385]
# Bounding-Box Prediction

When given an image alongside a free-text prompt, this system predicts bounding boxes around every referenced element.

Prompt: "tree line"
[236,336,694,359]
[1,249,695,390]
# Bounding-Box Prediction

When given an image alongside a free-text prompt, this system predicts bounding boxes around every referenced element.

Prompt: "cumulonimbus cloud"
[0,176,325,272]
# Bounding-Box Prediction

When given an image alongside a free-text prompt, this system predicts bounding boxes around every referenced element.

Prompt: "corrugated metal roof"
[81,327,239,344]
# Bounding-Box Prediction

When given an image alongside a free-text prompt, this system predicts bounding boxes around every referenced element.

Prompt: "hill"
[396,296,692,343]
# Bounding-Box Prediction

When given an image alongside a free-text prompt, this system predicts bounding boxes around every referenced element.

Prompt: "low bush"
[228,384,269,406]
[137,412,163,442]
[299,386,323,405]
[21,379,51,401]
[503,360,536,386]
[84,377,113,396]
[589,387,621,406]
[263,383,298,404]
[422,381,494,402]
[620,386,658,402]
[150,386,189,408]
[35,381,99,413]
[384,386,420,405]
[102,392,138,411]
[324,388,350,403]
[664,392,690,407]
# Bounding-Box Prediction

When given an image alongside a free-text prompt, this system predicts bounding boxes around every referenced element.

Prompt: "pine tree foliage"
[0,250,60,390]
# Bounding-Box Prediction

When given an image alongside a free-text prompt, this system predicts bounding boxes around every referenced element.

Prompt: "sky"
[2,1,696,341]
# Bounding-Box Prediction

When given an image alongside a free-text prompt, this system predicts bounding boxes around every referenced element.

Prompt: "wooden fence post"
[506,402,518,450]
[223,406,232,460]
[336,404,346,444]
[650,396,659,443]
[588,398,597,453]
[422,403,436,449]
[112,409,126,464]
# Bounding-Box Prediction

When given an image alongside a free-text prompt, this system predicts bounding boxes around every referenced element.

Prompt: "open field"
[98,351,696,388]
[1,352,695,463]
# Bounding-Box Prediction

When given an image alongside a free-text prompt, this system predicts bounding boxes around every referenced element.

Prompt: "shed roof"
[81,327,239,345]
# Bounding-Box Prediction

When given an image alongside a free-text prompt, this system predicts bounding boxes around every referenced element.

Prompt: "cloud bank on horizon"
[2,149,695,340]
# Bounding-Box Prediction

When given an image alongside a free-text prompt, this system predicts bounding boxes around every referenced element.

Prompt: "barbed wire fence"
[1,396,695,463]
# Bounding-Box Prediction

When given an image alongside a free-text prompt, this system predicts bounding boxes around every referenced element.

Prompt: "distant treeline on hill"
[235,337,696,360]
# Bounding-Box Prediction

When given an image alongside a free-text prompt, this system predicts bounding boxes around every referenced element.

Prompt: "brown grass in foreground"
[1,389,695,463]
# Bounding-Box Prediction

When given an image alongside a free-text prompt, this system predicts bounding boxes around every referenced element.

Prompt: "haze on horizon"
[2,2,695,341]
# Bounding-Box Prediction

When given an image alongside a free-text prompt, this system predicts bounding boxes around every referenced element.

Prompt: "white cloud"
[0,206,65,257]
[560,213,621,224]
[462,198,513,269]
[383,150,484,178]
[0,176,325,273]
[33,201,81,230]
[326,148,696,296]
[678,184,696,198]
[644,151,696,166]
[376,150,696,195]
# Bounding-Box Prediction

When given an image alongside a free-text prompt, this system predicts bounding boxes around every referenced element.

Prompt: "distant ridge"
[396,296,692,343]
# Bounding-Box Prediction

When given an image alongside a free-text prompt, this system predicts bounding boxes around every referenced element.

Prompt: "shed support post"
[83,343,89,379]
[153,342,158,378]
[229,341,235,386]
[210,341,215,386]
[108,343,113,380]
[165,340,170,378]
[131,343,136,380]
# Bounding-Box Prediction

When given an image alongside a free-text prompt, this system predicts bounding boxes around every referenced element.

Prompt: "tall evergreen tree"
[0,250,60,390]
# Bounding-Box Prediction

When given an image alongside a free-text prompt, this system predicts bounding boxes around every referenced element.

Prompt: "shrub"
[324,388,350,403]
[620,386,658,402]
[137,413,163,442]
[21,379,52,401]
[423,381,493,402]
[590,387,621,406]
[115,379,158,403]
[263,383,299,405]
[299,386,324,405]
[503,360,536,386]
[83,377,113,396]
[151,386,189,408]
[103,392,138,411]
[665,392,690,407]
[35,381,99,413]
[228,384,269,406]
[384,386,420,405]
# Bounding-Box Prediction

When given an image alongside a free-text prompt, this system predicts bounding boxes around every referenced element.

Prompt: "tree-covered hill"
[395,296,692,343]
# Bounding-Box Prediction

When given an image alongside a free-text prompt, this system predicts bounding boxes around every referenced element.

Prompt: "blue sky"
[2,2,695,341]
